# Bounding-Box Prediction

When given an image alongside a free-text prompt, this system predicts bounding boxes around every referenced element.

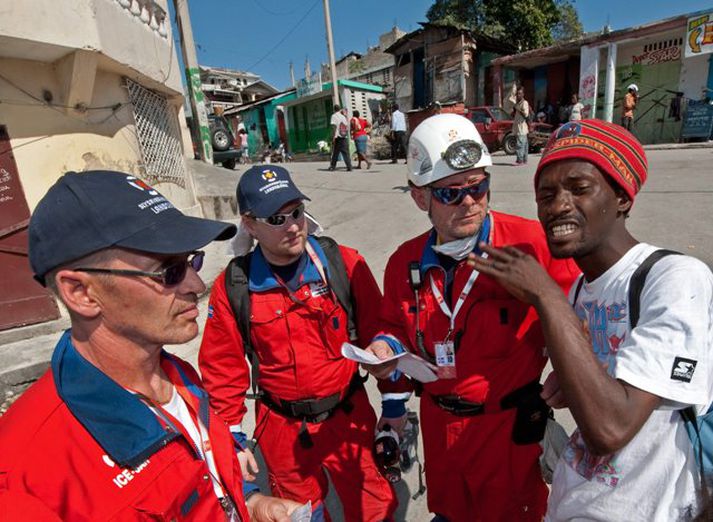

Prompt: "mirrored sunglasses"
[430,177,490,205]
[254,204,305,227]
[75,250,204,286]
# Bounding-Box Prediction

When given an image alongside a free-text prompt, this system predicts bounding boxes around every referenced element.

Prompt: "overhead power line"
[246,0,321,72]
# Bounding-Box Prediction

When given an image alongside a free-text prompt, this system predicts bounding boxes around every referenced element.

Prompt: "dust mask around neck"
[431,233,479,261]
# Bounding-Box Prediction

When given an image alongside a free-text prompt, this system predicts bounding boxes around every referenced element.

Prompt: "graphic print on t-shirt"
[561,296,630,486]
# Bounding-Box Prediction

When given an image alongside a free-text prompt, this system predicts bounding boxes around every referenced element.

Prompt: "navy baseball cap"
[29,170,236,285]
[237,165,309,218]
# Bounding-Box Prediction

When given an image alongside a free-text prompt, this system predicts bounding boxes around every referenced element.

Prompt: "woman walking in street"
[351,110,372,169]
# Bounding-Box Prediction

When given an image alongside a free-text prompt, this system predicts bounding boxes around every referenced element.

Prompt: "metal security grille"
[126,78,186,187]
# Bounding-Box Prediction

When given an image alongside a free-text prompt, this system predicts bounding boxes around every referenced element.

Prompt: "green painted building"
[225,89,297,159]
[282,79,386,153]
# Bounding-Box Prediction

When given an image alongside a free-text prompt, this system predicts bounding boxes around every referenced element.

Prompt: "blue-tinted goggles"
[430,177,490,205]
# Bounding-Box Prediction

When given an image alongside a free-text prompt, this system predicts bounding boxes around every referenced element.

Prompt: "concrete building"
[491,9,713,144]
[0,0,197,329]
[200,65,279,114]
[384,23,515,111]
[321,27,406,93]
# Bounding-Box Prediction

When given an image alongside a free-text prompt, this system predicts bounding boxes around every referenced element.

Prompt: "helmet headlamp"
[442,140,483,170]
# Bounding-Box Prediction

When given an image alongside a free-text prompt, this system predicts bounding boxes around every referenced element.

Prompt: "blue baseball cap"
[29,170,236,285]
[237,165,309,218]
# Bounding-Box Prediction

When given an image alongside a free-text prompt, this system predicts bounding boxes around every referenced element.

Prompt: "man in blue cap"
[199,165,397,521]
[0,170,300,521]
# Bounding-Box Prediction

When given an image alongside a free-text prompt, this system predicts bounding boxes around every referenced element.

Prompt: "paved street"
[2,146,712,521]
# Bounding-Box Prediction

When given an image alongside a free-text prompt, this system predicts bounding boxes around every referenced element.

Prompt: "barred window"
[126,78,187,187]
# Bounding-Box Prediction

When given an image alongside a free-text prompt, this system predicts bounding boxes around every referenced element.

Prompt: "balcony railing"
[115,0,168,38]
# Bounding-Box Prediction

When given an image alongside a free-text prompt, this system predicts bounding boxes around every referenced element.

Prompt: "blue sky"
[176,0,713,90]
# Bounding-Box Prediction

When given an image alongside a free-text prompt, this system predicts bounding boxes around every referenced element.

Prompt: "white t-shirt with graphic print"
[547,243,713,522]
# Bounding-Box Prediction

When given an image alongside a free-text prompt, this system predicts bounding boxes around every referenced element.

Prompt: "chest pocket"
[251,291,348,364]
[317,298,350,359]
[458,297,530,360]
[250,296,293,368]
[113,456,221,521]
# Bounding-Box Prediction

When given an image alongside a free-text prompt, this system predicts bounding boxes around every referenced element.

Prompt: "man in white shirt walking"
[390,104,407,164]
[328,105,352,172]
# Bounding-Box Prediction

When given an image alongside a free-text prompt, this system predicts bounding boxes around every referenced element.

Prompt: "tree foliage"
[426,0,584,51]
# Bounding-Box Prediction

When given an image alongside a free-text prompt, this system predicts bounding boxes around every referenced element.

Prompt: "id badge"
[434,341,456,379]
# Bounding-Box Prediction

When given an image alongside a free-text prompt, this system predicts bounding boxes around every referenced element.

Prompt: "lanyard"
[427,215,492,339]
[132,360,227,499]
[272,240,333,309]
[429,259,484,340]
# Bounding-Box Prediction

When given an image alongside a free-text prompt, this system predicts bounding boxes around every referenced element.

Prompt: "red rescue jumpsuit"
[200,237,396,521]
[379,211,580,522]
[0,332,251,521]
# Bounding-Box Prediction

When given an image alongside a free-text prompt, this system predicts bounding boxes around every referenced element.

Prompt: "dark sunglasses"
[430,177,490,205]
[74,251,204,286]
[254,204,305,227]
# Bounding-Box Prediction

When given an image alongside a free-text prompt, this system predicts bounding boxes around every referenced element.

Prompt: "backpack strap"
[572,275,585,305]
[628,249,681,329]
[315,236,357,342]
[224,254,261,398]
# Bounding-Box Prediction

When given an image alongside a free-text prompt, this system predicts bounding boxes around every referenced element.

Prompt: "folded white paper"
[290,500,312,522]
[341,342,438,383]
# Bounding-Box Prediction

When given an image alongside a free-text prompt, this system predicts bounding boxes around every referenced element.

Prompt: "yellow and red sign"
[686,11,713,58]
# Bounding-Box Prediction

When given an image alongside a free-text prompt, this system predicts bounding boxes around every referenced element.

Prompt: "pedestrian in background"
[351,110,372,170]
[239,128,250,164]
[328,104,352,172]
[621,84,638,131]
[511,86,530,165]
[568,93,584,121]
[390,103,408,164]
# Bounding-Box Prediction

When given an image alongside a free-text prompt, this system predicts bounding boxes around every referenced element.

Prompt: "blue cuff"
[372,334,405,355]
[242,480,260,498]
[232,431,248,450]
[382,398,407,418]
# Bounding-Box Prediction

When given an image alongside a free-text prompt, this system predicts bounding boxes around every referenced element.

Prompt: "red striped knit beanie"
[534,119,648,202]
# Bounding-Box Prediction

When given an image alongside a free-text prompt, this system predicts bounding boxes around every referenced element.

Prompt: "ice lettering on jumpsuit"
[107,458,151,489]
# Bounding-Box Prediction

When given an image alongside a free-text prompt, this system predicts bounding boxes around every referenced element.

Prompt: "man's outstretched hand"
[468,243,562,305]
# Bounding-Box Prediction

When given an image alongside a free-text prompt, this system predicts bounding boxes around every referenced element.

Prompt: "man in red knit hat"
[470,119,713,520]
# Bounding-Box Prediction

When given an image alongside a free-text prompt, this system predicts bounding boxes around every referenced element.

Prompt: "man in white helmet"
[363,114,579,522]
[621,84,639,131]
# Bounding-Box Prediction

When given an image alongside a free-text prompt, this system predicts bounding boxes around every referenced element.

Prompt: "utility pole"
[289,61,295,87]
[322,0,339,107]
[173,0,212,163]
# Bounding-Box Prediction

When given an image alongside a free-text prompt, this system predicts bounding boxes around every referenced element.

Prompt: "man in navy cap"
[199,165,397,521]
[0,170,300,521]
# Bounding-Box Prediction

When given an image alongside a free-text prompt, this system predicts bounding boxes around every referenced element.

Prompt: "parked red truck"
[406,105,553,155]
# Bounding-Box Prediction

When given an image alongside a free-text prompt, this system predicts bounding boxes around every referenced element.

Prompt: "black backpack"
[224,236,357,397]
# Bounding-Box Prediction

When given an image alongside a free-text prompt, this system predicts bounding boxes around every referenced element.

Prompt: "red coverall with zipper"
[379,211,580,522]
[199,237,396,521]
[0,333,250,522]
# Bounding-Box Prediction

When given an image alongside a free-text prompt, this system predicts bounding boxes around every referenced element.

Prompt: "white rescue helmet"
[407,113,492,187]
[627,83,639,92]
